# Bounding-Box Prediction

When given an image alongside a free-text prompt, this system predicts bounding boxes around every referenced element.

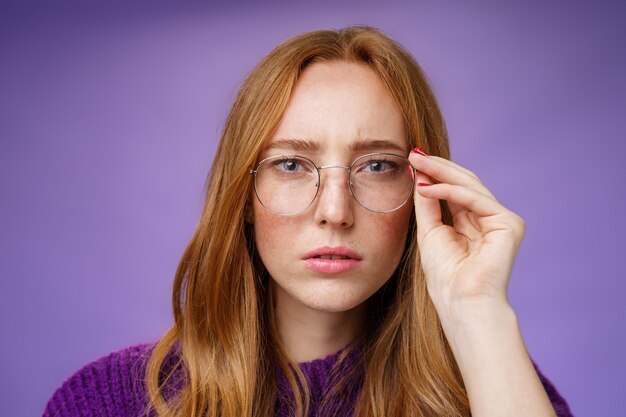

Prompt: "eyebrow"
[264,137,407,153]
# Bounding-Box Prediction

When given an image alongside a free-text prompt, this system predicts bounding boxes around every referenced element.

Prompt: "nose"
[312,167,354,228]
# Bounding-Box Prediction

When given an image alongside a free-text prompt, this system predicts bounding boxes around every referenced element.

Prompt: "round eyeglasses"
[249,152,415,216]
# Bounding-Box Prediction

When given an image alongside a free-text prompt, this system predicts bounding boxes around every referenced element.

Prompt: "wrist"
[438,300,520,370]
[436,297,517,337]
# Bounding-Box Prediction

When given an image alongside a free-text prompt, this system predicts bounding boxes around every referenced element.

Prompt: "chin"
[271,273,387,315]
[296,286,374,314]
[305,299,364,313]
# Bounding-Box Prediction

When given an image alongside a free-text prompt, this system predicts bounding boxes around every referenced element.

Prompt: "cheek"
[252,207,303,263]
[381,212,411,236]
[373,206,412,259]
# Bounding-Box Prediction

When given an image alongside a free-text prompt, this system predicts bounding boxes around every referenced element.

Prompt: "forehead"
[265,61,407,153]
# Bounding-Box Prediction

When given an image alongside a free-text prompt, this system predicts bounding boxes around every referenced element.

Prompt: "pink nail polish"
[417,183,431,187]
[411,147,428,156]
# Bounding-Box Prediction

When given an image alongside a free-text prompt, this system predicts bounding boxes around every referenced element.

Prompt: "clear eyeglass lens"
[254,153,414,215]
[254,155,319,215]
[350,154,414,212]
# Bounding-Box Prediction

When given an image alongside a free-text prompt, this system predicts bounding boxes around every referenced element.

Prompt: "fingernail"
[411,147,428,156]
[417,183,431,187]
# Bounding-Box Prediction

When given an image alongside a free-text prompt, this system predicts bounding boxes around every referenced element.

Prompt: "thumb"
[411,162,443,246]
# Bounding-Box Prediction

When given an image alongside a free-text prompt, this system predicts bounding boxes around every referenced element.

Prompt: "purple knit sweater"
[43,343,573,416]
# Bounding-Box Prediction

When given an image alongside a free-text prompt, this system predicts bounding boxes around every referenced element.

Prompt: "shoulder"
[531,360,575,417]
[43,342,157,417]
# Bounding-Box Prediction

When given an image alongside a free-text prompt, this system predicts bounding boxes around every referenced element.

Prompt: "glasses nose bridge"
[316,164,352,186]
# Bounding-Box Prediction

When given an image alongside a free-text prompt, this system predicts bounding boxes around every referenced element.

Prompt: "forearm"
[439,300,557,417]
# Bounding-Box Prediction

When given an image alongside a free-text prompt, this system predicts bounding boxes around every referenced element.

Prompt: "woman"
[44,25,573,417]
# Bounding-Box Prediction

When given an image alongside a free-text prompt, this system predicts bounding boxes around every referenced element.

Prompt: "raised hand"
[408,147,526,323]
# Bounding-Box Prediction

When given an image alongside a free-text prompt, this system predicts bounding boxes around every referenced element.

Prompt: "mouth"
[302,246,362,274]
[301,246,363,261]
[311,255,353,260]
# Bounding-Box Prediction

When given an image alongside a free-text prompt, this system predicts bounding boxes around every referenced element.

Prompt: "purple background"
[1,2,624,416]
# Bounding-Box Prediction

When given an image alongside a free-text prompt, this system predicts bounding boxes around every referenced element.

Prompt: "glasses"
[249,152,415,216]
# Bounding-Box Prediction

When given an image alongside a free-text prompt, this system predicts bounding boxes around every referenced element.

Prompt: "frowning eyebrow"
[264,137,407,153]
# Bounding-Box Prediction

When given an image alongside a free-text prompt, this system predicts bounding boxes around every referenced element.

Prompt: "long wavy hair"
[144,25,469,417]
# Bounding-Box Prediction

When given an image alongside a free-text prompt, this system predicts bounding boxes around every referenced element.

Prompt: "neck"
[273,284,366,363]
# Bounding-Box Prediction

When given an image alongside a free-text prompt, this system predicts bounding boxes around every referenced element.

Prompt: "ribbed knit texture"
[275,345,363,416]
[43,343,574,417]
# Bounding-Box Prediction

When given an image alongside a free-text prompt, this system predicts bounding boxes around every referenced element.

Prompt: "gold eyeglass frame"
[249,152,416,216]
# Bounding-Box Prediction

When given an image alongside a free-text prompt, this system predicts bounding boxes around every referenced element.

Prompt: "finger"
[412,170,444,242]
[428,156,481,181]
[446,200,469,225]
[408,152,495,200]
[415,182,505,218]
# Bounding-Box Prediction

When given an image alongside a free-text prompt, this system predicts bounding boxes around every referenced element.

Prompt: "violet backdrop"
[1,1,624,416]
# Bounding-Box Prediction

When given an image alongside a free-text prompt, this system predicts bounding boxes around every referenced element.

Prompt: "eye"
[361,159,398,173]
[276,159,300,172]
[366,160,388,172]
[269,156,314,174]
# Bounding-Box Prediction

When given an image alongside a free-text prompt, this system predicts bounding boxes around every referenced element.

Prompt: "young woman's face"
[252,61,413,314]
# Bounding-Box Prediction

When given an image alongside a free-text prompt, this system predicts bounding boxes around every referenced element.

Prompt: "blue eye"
[275,159,301,172]
[363,159,397,173]
[269,157,316,175]
[367,161,387,172]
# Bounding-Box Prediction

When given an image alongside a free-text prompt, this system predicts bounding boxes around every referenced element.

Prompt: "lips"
[302,246,362,274]
[313,255,351,260]
[301,246,363,261]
